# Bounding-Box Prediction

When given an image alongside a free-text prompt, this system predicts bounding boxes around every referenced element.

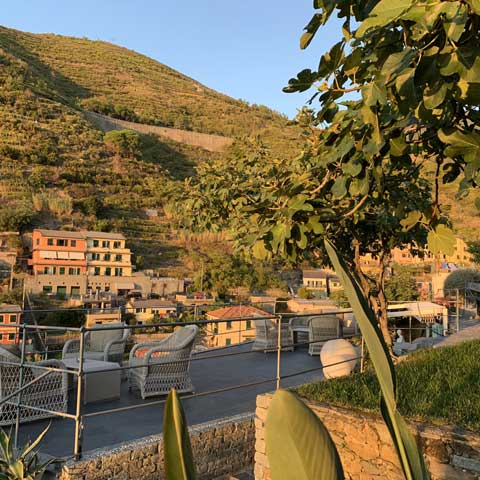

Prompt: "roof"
[130,299,177,309]
[303,269,339,280]
[0,304,22,313]
[206,305,271,319]
[36,229,85,239]
[84,231,125,240]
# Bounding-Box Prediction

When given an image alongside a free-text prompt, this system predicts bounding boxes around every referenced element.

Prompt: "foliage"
[296,340,480,432]
[467,241,480,264]
[297,287,313,299]
[0,289,22,306]
[325,239,429,479]
[0,423,59,479]
[265,390,344,480]
[385,265,420,302]
[0,201,35,233]
[444,268,480,292]
[163,389,196,480]
[104,130,141,158]
[329,289,349,308]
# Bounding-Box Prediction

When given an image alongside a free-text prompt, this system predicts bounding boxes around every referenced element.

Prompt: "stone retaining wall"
[255,393,480,480]
[59,413,254,480]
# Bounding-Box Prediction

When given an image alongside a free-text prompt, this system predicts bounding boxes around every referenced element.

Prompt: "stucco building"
[0,304,21,345]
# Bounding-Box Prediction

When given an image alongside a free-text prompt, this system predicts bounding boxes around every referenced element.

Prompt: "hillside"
[0,25,303,274]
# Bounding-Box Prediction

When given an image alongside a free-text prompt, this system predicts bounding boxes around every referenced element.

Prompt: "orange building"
[0,304,21,345]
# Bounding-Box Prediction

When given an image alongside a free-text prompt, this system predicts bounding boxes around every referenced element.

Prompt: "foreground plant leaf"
[163,389,196,480]
[325,239,429,480]
[266,390,344,480]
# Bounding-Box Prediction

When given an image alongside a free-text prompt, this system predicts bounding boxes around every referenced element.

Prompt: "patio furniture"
[289,316,310,348]
[128,325,198,399]
[62,358,121,404]
[308,315,342,356]
[0,346,68,426]
[62,323,129,363]
[252,319,293,352]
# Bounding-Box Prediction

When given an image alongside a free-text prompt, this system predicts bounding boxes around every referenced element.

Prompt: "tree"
[444,268,480,293]
[385,265,420,302]
[178,0,480,346]
[467,241,480,265]
[104,130,140,158]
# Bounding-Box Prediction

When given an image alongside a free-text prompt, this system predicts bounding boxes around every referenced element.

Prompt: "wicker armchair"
[288,316,310,348]
[308,316,342,356]
[62,323,129,363]
[252,319,293,352]
[0,346,68,426]
[128,325,198,399]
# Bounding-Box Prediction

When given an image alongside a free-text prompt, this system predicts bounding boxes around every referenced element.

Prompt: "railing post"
[360,335,365,373]
[14,324,27,449]
[74,327,86,460]
[276,315,282,390]
[456,288,460,333]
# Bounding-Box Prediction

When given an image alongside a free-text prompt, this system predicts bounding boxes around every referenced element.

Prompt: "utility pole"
[456,288,460,333]
[9,264,14,291]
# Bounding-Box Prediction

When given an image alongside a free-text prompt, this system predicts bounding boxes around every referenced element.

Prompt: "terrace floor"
[18,343,323,458]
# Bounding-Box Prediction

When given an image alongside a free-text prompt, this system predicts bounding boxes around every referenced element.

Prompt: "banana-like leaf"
[265,390,344,480]
[324,239,429,480]
[163,389,196,480]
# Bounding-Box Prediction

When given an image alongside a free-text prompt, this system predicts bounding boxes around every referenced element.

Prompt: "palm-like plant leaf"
[163,389,196,480]
[325,239,429,479]
[265,390,344,480]
[20,423,51,460]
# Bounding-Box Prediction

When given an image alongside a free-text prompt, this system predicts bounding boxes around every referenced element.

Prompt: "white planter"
[320,339,359,379]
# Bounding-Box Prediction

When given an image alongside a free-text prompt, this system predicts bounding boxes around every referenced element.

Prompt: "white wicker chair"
[308,316,342,356]
[128,325,198,399]
[0,346,68,426]
[62,323,129,363]
[252,319,293,352]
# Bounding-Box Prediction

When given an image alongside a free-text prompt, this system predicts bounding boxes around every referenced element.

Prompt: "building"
[287,298,339,314]
[126,299,178,324]
[206,305,271,348]
[26,229,142,297]
[150,276,185,296]
[0,304,21,345]
[302,269,342,294]
[175,292,215,306]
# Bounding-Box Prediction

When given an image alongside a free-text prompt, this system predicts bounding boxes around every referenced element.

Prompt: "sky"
[2,1,343,118]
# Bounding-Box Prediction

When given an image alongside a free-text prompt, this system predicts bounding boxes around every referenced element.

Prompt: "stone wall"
[59,413,254,480]
[255,393,480,480]
[85,111,233,152]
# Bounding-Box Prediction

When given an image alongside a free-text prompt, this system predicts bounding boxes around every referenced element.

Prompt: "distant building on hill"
[206,304,271,348]
[0,304,21,345]
[302,269,342,294]
[25,229,151,297]
[126,298,178,324]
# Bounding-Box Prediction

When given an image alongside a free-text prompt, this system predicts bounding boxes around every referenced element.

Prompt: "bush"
[298,287,313,299]
[295,340,480,431]
[444,268,480,294]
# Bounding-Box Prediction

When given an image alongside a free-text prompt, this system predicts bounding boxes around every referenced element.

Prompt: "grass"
[295,340,480,432]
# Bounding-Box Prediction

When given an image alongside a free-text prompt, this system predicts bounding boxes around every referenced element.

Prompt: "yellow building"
[206,305,271,348]
[302,269,342,293]
[86,232,132,277]
[126,299,178,324]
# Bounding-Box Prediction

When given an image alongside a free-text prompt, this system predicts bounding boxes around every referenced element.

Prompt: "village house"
[126,298,178,324]
[0,304,21,345]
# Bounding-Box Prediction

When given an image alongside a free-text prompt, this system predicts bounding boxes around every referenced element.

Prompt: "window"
[57,286,67,296]
[9,315,16,323]
[226,321,232,330]
[68,267,75,275]
[94,267,101,275]
[136,308,141,313]
[8,333,15,341]
[93,240,99,248]
[102,241,110,248]
[47,238,53,246]
[104,253,111,261]
[246,320,252,329]
[225,338,231,346]
[42,285,52,293]
[92,253,100,261]
[115,254,122,262]
[44,266,50,274]
[0,315,3,323]
[56,239,67,246]
[71,286,80,296]
[114,268,123,276]
[59,267,65,275]
[71,240,76,247]
[105,267,111,276]
[113,241,121,248]
[36,238,39,245]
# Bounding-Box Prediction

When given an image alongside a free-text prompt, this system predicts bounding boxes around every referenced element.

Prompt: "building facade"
[302,269,342,293]
[0,304,21,345]
[126,299,178,324]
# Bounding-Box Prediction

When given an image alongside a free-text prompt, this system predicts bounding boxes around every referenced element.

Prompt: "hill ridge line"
[84,111,233,152]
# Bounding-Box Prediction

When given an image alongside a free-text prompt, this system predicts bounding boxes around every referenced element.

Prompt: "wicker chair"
[62,323,129,364]
[252,319,293,352]
[0,346,68,426]
[288,316,310,348]
[128,325,198,399]
[308,316,342,356]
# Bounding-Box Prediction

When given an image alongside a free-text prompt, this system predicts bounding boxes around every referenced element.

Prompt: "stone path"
[435,323,480,348]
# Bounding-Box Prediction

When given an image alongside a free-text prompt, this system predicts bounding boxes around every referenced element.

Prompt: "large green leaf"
[324,239,429,480]
[356,0,415,37]
[438,129,480,163]
[265,390,344,480]
[163,389,196,480]
[427,225,456,256]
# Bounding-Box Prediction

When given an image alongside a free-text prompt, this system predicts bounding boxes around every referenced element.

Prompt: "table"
[290,325,309,348]
[62,358,121,405]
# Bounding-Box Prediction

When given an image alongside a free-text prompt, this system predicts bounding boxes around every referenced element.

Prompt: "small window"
[68,267,75,275]
[93,240,99,248]
[9,315,16,323]
[246,320,252,329]
[47,238,53,246]
[8,333,15,341]
[135,308,141,313]
[225,338,231,346]
[71,240,76,247]
[0,315,3,323]
[59,267,65,275]
[113,241,121,248]
[43,285,53,293]
[94,267,100,275]
[105,267,111,276]
[102,241,110,248]
[115,254,122,262]
[56,239,67,247]
[36,238,39,245]
[226,321,232,330]
[104,253,111,261]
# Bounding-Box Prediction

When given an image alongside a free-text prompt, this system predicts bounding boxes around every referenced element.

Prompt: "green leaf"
[465,0,480,14]
[389,137,407,157]
[355,0,415,37]
[9,460,24,479]
[475,197,480,210]
[442,2,468,42]
[252,240,270,260]
[423,83,448,110]
[265,390,344,480]
[163,389,196,480]
[400,210,422,231]
[343,159,362,177]
[427,225,456,256]
[20,423,51,460]
[381,49,415,84]
[331,177,347,199]
[361,82,387,106]
[324,240,429,480]
[307,216,325,234]
[300,14,322,49]
[438,129,480,163]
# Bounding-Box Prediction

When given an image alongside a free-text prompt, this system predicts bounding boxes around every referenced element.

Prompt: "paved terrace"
[18,343,323,458]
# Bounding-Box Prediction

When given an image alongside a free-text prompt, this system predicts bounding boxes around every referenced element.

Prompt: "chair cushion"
[90,324,124,352]
[84,351,105,361]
